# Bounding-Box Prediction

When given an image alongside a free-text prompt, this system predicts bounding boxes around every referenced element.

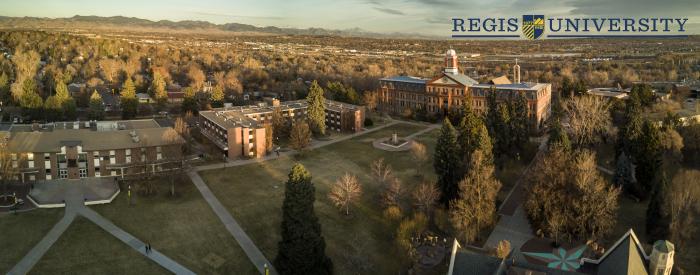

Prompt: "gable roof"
[443,73,479,86]
[581,230,649,275]
[489,75,512,85]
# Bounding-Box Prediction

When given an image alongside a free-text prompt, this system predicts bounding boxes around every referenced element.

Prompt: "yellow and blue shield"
[522,15,545,40]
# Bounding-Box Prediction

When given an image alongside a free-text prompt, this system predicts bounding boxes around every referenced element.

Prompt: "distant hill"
[0,15,430,38]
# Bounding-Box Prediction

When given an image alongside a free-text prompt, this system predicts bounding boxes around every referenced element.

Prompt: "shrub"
[364,117,374,127]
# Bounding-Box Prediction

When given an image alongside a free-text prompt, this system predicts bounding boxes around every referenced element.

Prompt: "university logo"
[522,15,545,40]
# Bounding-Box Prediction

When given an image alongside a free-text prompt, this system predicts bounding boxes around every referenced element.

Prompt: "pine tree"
[511,92,530,149]
[434,118,461,206]
[547,119,571,151]
[55,80,70,103]
[181,86,199,114]
[613,152,635,190]
[275,163,333,275]
[151,72,168,105]
[43,95,62,121]
[635,120,662,198]
[560,77,573,98]
[210,85,225,108]
[306,80,326,135]
[120,78,138,119]
[88,90,105,120]
[457,93,483,163]
[493,103,512,159]
[646,172,671,242]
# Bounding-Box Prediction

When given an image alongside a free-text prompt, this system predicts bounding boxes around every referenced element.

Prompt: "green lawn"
[30,216,167,275]
[91,176,259,274]
[0,209,64,273]
[199,123,434,274]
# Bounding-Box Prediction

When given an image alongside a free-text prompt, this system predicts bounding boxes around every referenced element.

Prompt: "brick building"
[3,119,185,182]
[199,99,364,159]
[378,49,552,130]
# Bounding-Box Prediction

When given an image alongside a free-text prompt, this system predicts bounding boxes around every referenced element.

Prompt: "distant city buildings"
[199,99,364,159]
[2,119,184,182]
[378,49,552,130]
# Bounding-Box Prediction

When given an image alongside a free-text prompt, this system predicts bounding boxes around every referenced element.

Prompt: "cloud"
[374,7,405,15]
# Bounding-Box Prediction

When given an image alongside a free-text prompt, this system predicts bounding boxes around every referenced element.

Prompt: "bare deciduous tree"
[668,169,700,251]
[563,95,612,146]
[99,58,123,84]
[412,181,440,216]
[371,158,392,186]
[382,177,402,208]
[289,120,311,151]
[410,141,428,176]
[328,173,362,216]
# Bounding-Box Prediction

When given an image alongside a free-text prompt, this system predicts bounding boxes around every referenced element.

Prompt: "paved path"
[188,171,276,275]
[187,119,435,274]
[195,120,401,172]
[80,207,195,275]
[9,184,195,275]
[484,135,549,252]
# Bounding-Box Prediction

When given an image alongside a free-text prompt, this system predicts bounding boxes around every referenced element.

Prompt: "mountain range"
[0,15,432,38]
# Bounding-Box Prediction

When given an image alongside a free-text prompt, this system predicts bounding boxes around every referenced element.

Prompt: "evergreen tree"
[511,91,530,149]
[120,78,138,119]
[210,85,225,108]
[62,98,77,120]
[88,90,105,120]
[457,93,482,162]
[54,80,70,103]
[613,152,635,190]
[646,173,671,242]
[573,79,587,97]
[492,103,512,159]
[434,118,461,206]
[306,80,326,135]
[547,119,571,151]
[43,95,62,121]
[19,79,43,120]
[560,77,573,98]
[275,163,333,275]
[181,86,199,115]
[151,72,168,106]
[635,120,662,198]
[617,94,643,159]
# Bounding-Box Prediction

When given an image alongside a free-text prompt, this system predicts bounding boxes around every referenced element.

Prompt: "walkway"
[484,135,548,253]
[186,119,435,274]
[189,171,276,275]
[195,120,400,172]
[9,184,195,275]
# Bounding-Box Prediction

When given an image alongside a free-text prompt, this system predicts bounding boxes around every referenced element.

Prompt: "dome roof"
[446,49,456,56]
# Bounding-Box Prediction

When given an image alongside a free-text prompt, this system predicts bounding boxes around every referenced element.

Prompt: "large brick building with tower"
[2,119,185,182]
[199,99,364,159]
[378,49,552,130]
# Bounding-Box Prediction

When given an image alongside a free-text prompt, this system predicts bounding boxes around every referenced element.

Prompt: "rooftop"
[3,119,182,153]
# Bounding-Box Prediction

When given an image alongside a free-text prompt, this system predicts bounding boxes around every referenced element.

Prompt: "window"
[27,153,34,168]
[156,146,162,160]
[109,150,116,164]
[125,149,132,163]
[59,169,68,179]
[11,153,17,168]
[79,168,87,178]
[44,153,50,160]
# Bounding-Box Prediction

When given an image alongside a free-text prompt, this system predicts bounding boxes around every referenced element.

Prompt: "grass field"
[91,176,259,274]
[200,123,433,274]
[0,209,63,273]
[30,216,168,275]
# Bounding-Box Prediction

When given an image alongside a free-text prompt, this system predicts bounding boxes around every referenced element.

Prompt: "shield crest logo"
[522,15,545,40]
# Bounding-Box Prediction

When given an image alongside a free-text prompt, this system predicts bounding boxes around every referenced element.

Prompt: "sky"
[2,0,699,36]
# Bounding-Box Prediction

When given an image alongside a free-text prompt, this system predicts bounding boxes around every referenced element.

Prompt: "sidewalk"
[9,183,195,275]
[188,170,276,275]
[195,120,400,172]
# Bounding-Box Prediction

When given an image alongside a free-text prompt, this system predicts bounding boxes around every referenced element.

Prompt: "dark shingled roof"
[452,248,502,275]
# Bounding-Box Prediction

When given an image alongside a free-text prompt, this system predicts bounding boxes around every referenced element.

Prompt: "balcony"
[200,128,229,150]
